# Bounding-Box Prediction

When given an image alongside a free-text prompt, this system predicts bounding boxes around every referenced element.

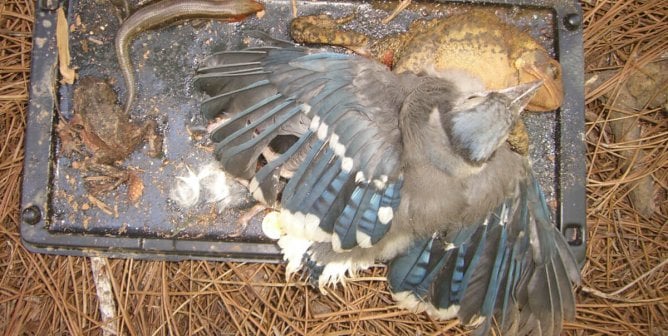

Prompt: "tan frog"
[291,9,563,154]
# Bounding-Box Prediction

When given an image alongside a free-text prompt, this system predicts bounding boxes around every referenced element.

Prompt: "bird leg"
[229,203,268,237]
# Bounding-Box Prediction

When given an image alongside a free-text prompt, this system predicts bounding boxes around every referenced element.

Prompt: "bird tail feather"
[388,173,579,336]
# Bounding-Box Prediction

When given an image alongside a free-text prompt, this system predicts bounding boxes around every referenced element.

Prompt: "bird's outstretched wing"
[194,47,407,252]
[388,171,580,336]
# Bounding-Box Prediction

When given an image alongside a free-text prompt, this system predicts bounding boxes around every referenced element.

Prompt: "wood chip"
[87,194,114,216]
[127,170,144,205]
[56,7,76,84]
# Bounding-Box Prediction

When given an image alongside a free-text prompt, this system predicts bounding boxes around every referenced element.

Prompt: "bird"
[193,46,580,335]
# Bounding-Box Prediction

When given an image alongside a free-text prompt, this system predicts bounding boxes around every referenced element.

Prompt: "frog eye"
[544,59,561,80]
[549,62,561,80]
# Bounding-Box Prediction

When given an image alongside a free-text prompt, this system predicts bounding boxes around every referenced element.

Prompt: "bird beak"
[500,80,544,112]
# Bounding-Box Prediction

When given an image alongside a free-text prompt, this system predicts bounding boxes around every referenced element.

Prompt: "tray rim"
[20,0,586,265]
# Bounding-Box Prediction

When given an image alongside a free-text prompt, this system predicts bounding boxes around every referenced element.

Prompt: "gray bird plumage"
[194,46,579,335]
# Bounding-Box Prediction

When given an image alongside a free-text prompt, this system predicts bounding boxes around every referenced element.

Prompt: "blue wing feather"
[387,238,433,293]
[283,141,332,208]
[333,185,371,250]
[368,180,402,244]
[301,157,346,212]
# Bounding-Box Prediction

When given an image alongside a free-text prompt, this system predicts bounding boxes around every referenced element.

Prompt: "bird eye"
[465,91,489,101]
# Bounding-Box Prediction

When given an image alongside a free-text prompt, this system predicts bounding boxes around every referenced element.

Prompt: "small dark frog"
[71,76,161,164]
[57,77,161,203]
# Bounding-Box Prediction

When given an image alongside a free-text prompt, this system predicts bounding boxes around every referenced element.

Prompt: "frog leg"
[82,161,131,195]
[290,14,371,56]
[107,0,130,22]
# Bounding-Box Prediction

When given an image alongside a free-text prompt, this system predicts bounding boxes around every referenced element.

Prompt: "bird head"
[443,80,543,164]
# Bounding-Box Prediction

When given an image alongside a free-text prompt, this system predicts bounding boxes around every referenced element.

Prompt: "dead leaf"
[309,301,334,316]
[145,120,163,158]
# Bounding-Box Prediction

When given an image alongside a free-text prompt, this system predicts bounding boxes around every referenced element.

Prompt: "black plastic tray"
[21,0,586,265]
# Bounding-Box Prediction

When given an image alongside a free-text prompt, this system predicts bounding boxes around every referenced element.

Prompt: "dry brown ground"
[1,0,666,334]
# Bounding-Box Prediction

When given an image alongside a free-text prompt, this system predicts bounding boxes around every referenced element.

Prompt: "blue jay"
[194,46,579,335]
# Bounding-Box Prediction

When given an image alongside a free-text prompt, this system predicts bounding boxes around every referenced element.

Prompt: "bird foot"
[229,203,267,237]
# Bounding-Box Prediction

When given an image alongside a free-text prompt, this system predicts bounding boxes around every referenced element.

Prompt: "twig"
[90,257,118,336]
[609,258,668,296]
[382,0,412,25]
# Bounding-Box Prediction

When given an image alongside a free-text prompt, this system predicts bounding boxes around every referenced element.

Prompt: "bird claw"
[229,203,267,237]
